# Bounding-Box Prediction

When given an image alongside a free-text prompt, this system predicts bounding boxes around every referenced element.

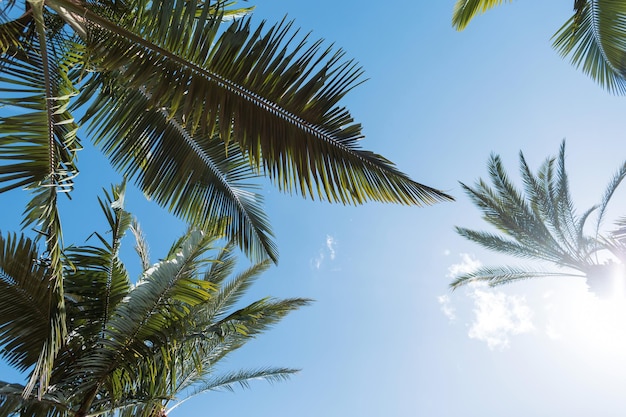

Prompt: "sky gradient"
[3,1,626,416]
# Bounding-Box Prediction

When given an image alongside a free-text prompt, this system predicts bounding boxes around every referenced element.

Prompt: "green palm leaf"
[0,233,49,372]
[0,381,70,417]
[0,4,83,394]
[66,0,452,207]
[452,0,626,93]
[452,0,513,30]
[553,0,626,94]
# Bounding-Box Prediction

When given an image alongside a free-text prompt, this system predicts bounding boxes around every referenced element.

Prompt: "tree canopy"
[0,183,310,417]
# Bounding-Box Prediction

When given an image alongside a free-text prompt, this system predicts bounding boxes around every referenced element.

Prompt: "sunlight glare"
[544,276,626,363]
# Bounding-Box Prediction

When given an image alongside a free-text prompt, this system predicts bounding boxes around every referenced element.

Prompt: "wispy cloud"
[326,235,336,260]
[310,235,338,270]
[311,252,324,270]
[446,253,481,278]
[437,295,456,321]
[468,286,534,350]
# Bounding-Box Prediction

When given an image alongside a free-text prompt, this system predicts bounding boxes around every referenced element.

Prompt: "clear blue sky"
[3,1,626,416]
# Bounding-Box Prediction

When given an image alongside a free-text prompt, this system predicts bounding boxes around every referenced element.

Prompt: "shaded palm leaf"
[553,0,626,94]
[0,4,82,394]
[0,233,49,372]
[0,381,70,417]
[453,0,626,93]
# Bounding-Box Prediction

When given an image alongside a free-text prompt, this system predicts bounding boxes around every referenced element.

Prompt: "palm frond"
[61,183,132,378]
[79,84,277,261]
[210,297,312,339]
[450,264,583,289]
[552,0,626,94]
[202,241,237,286]
[174,366,298,399]
[594,159,626,237]
[456,141,625,291]
[459,177,572,265]
[0,6,82,394]
[452,0,513,30]
[130,218,151,273]
[0,381,69,417]
[63,0,452,208]
[455,227,570,265]
[70,230,218,392]
[0,233,49,372]
[203,259,271,321]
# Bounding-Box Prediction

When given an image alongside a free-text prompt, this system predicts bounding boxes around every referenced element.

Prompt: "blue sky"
[4,1,626,416]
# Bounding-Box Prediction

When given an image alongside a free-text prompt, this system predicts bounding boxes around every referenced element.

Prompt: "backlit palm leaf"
[454,141,626,290]
[450,265,582,289]
[452,0,512,30]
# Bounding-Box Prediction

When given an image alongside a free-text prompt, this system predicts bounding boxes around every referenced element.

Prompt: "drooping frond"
[450,265,583,289]
[452,0,513,30]
[0,233,50,373]
[552,0,626,94]
[79,84,277,261]
[173,367,298,401]
[64,0,452,209]
[0,3,82,394]
[0,381,69,417]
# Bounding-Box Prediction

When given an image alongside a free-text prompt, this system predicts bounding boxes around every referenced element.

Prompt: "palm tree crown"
[0,183,310,417]
[453,141,626,295]
[0,0,452,264]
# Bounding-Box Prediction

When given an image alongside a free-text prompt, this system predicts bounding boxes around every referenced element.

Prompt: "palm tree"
[0,182,310,417]
[451,0,626,94]
[0,0,453,263]
[0,0,453,396]
[452,141,626,296]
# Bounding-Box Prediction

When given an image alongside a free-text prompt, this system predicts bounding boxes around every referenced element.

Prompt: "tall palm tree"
[0,182,310,416]
[452,141,626,295]
[451,0,626,94]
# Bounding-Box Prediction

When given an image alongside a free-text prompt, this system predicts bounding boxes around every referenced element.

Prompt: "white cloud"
[468,287,534,350]
[310,252,324,270]
[545,323,562,340]
[446,253,482,279]
[437,294,456,321]
[442,253,533,350]
[310,235,337,270]
[326,235,336,260]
